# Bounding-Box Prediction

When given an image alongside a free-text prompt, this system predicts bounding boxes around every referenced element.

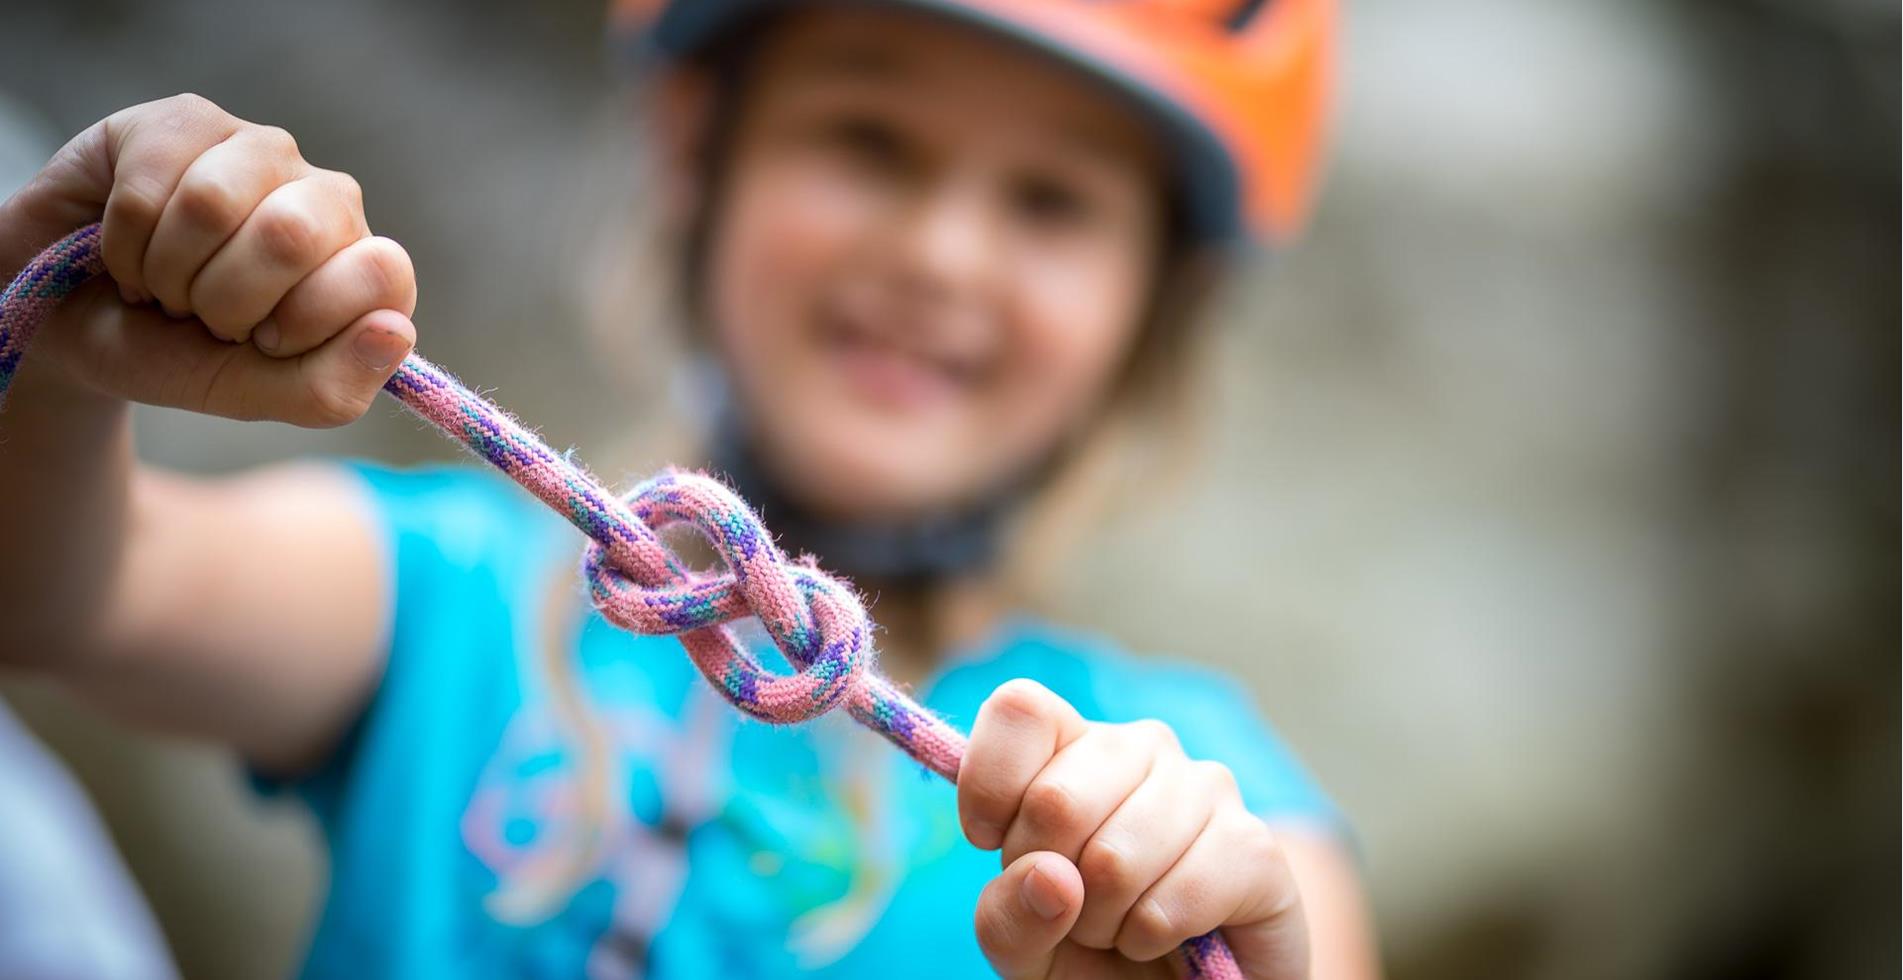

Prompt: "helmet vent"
[1224,0,1274,32]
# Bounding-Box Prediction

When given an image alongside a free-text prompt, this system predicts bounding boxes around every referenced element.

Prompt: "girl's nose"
[889,175,996,300]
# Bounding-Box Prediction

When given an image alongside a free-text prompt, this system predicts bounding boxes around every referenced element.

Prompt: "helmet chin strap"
[702,384,1037,587]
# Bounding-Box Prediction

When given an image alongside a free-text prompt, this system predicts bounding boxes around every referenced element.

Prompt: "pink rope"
[0,223,1244,978]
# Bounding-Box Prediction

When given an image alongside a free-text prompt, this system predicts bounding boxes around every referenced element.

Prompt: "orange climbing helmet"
[608,0,1337,247]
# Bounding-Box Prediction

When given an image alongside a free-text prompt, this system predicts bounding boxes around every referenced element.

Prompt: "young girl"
[0,1,1378,977]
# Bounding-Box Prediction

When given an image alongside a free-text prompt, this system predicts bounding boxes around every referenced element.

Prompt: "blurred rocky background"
[0,0,1893,977]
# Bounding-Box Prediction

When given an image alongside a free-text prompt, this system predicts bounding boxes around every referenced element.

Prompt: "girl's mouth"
[817,308,986,412]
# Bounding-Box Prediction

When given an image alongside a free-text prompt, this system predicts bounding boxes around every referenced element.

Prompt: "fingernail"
[969,820,1004,850]
[117,282,140,306]
[1022,859,1066,921]
[160,302,191,320]
[254,319,281,353]
[351,327,407,371]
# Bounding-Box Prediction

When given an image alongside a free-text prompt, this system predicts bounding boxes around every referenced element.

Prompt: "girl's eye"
[817,116,909,171]
[1011,175,1094,229]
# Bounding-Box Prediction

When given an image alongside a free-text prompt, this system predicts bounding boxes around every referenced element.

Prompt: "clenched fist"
[0,92,415,427]
[959,679,1309,979]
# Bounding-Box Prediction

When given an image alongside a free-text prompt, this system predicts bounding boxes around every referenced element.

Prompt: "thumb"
[274,307,415,427]
[30,280,413,428]
[0,120,111,281]
[976,851,1084,980]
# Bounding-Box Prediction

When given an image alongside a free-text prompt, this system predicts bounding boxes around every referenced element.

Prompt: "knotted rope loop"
[583,470,874,724]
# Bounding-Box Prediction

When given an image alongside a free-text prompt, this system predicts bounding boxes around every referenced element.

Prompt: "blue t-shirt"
[274,459,1339,978]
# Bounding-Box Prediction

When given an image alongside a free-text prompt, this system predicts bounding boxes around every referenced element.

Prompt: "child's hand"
[959,680,1308,979]
[2,93,415,427]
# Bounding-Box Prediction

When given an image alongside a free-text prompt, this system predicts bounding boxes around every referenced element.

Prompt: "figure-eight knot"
[583,469,873,725]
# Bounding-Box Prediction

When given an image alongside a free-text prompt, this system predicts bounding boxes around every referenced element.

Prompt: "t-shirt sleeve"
[247,455,568,832]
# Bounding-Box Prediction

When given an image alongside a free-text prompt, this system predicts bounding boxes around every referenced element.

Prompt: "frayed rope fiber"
[0,223,1244,978]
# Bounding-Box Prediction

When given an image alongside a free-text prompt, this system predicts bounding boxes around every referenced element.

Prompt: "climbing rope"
[0,223,1244,978]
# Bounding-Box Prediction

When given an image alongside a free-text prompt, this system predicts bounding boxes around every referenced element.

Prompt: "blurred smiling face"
[701,8,1167,522]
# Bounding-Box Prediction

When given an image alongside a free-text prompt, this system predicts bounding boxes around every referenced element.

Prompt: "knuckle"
[1116,897,1177,961]
[959,777,1018,825]
[104,175,167,232]
[157,93,236,138]
[1018,778,1083,836]
[334,170,363,206]
[166,92,220,119]
[1242,832,1282,876]
[1235,816,1282,866]
[359,237,416,307]
[1104,722,1149,756]
[1127,718,1179,751]
[1077,834,1135,893]
[252,200,324,265]
[171,172,244,231]
[1191,759,1239,798]
[315,168,364,211]
[249,124,299,157]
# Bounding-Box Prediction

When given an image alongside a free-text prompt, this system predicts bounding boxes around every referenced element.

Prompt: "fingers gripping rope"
[0,224,1245,979]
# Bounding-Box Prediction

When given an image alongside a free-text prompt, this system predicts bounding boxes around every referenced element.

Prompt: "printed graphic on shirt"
[458,584,906,976]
